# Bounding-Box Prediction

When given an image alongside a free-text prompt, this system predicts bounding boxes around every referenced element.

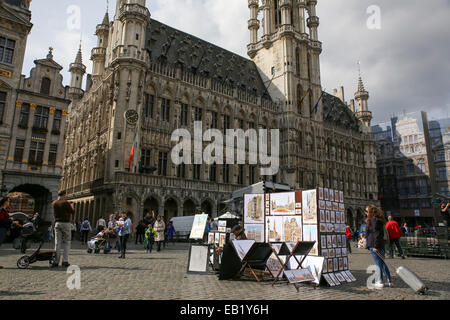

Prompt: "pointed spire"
[75,40,83,64]
[102,11,110,25]
[357,61,366,92]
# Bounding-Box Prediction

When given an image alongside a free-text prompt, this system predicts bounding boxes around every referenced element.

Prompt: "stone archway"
[164,198,178,221]
[183,199,197,216]
[8,184,52,218]
[201,199,213,216]
[144,196,160,217]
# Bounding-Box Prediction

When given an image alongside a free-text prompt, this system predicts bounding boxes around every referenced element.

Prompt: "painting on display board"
[245,224,265,243]
[345,270,356,281]
[214,233,220,245]
[244,194,265,224]
[323,274,336,286]
[335,272,345,283]
[340,271,352,283]
[284,269,315,284]
[302,256,325,285]
[303,224,318,256]
[329,189,334,202]
[329,248,335,258]
[339,191,344,203]
[281,216,303,242]
[330,273,341,285]
[189,214,209,240]
[320,210,325,222]
[318,187,324,200]
[343,257,349,270]
[326,210,331,223]
[320,223,326,233]
[270,192,296,216]
[334,190,340,202]
[219,233,227,248]
[324,188,329,201]
[322,248,328,258]
[266,216,283,242]
[302,190,317,224]
[321,235,327,249]
[208,232,214,245]
[327,259,334,272]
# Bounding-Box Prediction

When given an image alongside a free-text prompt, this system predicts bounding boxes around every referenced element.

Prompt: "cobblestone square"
[1,241,449,300]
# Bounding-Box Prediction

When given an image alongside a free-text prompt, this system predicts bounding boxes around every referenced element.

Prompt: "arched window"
[40,77,51,95]
[297,84,303,114]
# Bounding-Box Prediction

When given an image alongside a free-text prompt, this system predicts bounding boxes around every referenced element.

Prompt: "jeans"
[81,230,89,243]
[369,248,392,283]
[120,234,129,257]
[157,241,162,252]
[147,240,154,253]
[54,222,72,264]
[0,227,7,247]
[389,238,404,258]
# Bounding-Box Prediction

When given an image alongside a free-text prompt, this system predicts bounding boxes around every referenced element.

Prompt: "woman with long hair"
[365,205,392,289]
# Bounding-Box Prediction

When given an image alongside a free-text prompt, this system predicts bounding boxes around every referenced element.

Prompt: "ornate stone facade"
[62,0,378,227]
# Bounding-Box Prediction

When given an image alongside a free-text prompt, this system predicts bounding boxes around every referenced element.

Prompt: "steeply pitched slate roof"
[146,19,271,100]
[322,92,361,132]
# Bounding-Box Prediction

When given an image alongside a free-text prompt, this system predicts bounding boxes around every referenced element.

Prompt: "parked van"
[170,216,196,241]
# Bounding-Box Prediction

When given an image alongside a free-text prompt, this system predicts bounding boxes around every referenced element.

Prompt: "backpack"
[83,220,89,229]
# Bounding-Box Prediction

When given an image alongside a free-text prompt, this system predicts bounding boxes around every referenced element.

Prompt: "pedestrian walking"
[51,191,75,268]
[144,224,156,252]
[135,220,145,245]
[0,197,12,269]
[118,212,132,259]
[80,218,92,244]
[96,217,107,233]
[167,221,176,245]
[153,215,165,252]
[440,202,450,227]
[365,205,392,289]
[386,216,405,259]
[203,215,211,242]
[345,225,352,254]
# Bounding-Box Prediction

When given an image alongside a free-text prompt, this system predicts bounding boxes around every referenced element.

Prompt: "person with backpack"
[118,212,132,259]
[167,221,176,245]
[80,218,92,244]
[144,224,156,253]
[386,216,405,259]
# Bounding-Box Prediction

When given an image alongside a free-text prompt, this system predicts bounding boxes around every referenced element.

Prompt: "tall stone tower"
[354,68,372,132]
[247,0,324,188]
[107,0,150,177]
[68,44,86,102]
[248,0,322,118]
[91,11,110,83]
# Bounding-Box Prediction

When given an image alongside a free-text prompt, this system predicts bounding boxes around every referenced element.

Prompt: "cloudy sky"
[22,0,450,124]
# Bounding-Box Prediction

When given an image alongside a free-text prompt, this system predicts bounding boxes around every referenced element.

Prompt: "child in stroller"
[87,227,111,254]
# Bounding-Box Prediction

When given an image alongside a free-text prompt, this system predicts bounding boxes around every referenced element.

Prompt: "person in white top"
[96,217,106,233]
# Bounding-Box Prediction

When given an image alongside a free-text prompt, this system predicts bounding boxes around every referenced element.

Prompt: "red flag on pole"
[128,132,138,170]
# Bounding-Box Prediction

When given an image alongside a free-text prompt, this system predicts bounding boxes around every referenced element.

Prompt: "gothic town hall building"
[61,0,379,227]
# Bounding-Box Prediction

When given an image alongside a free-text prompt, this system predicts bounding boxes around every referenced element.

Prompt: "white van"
[170,216,196,241]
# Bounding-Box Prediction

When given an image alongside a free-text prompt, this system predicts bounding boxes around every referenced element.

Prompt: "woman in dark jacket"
[365,205,392,289]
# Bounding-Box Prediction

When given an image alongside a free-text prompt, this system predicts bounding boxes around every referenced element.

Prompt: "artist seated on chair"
[217,225,247,281]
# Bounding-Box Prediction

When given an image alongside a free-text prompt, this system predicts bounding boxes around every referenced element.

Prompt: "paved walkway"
[0,241,449,300]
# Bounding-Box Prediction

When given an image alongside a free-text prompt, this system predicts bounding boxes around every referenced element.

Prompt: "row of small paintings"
[319,210,346,224]
[318,188,344,203]
[322,248,348,259]
[319,223,347,234]
[323,271,356,287]
[318,200,345,212]
[320,235,347,250]
[207,232,227,248]
[323,257,348,273]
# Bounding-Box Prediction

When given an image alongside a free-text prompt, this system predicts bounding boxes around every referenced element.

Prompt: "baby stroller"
[87,229,111,254]
[16,217,56,269]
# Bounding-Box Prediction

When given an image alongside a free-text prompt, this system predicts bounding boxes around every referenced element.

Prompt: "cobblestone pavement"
[0,240,449,300]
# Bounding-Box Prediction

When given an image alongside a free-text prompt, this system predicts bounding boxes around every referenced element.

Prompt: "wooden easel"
[267,242,291,283]
[271,241,316,287]
[236,242,273,282]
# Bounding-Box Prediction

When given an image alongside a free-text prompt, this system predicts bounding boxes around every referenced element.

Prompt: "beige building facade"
[61,0,378,228]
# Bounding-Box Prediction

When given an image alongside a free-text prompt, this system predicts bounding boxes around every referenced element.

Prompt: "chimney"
[350,99,355,113]
[338,86,345,103]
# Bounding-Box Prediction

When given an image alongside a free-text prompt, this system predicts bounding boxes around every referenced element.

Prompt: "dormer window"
[40,77,51,95]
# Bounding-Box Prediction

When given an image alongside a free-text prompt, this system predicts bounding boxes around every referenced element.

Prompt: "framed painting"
[331,211,336,224]
[319,200,325,210]
[329,190,334,202]
[320,223,327,233]
[345,270,356,281]
[328,258,334,272]
[187,244,210,274]
[333,258,339,272]
[327,235,332,249]
[335,248,341,258]
[332,235,337,248]
[318,187,324,200]
[303,224,319,256]
[245,224,265,243]
[330,273,341,286]
[335,272,345,283]
[324,188,329,201]
[266,216,283,242]
[341,271,352,283]
[339,257,344,271]
[321,235,327,249]
[244,194,265,224]
[208,232,214,245]
[339,191,344,203]
[326,210,331,223]
[323,274,335,286]
[302,190,318,224]
[270,192,296,216]
[343,257,349,270]
[281,216,303,242]
[329,248,335,258]
[322,248,328,258]
[219,233,226,248]
[320,210,325,222]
